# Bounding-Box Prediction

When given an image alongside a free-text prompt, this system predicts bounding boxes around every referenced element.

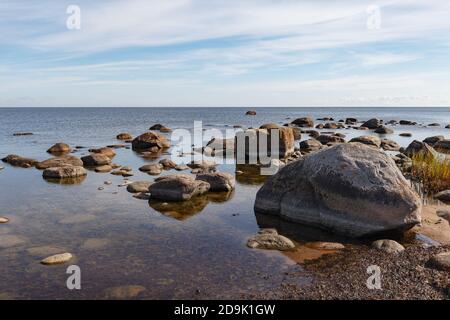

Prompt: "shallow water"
[0,107,449,299]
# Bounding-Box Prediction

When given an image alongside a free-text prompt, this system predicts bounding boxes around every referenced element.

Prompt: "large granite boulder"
[254,143,422,237]
[132,132,171,151]
[149,174,210,201]
[36,155,83,170]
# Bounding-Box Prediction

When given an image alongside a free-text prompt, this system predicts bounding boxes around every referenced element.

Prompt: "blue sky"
[1,0,450,107]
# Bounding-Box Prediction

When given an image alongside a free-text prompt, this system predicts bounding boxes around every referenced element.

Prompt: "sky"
[1,0,450,107]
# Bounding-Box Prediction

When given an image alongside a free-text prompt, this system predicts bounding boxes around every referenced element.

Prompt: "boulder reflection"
[43,175,87,185]
[149,191,234,220]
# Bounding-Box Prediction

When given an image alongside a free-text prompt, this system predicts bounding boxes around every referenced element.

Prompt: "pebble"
[41,253,73,265]
[371,239,405,254]
[98,187,104,191]
[0,217,9,224]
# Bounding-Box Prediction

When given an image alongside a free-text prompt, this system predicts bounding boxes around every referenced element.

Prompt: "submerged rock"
[88,147,116,158]
[102,285,146,300]
[126,181,152,193]
[371,239,405,254]
[245,110,257,116]
[132,132,171,151]
[139,163,163,175]
[0,217,9,224]
[43,166,87,179]
[41,253,73,265]
[291,117,314,128]
[81,154,112,167]
[2,154,38,168]
[196,172,235,192]
[149,174,210,201]
[36,155,83,170]
[116,133,133,140]
[361,118,382,129]
[247,229,295,251]
[254,143,422,237]
[47,143,71,155]
[349,135,381,148]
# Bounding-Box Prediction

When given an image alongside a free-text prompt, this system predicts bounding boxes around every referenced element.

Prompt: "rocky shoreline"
[2,114,450,299]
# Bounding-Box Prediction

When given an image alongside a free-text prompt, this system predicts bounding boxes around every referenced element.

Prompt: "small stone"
[428,252,450,271]
[0,217,9,224]
[41,253,73,265]
[95,165,113,173]
[98,187,104,191]
[104,181,112,185]
[371,239,405,254]
[103,285,146,299]
[247,230,295,251]
[305,242,345,250]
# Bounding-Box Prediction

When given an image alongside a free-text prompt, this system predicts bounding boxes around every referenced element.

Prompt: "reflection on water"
[43,175,87,185]
[149,191,234,220]
[235,164,268,185]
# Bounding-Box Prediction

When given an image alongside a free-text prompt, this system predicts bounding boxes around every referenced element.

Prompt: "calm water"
[0,107,450,299]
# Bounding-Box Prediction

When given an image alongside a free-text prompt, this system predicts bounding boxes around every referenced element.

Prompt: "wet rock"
[437,209,450,223]
[374,126,394,134]
[299,139,323,153]
[104,181,112,185]
[291,117,314,128]
[446,125,450,129]
[111,170,132,177]
[0,217,9,224]
[126,181,152,193]
[13,132,33,136]
[159,158,177,169]
[47,143,71,155]
[434,190,450,203]
[107,144,126,149]
[0,166,4,171]
[95,165,113,173]
[404,140,437,158]
[254,143,422,237]
[361,118,382,129]
[88,147,116,158]
[133,192,151,200]
[132,131,171,151]
[345,118,358,125]
[423,136,444,145]
[428,252,450,271]
[399,133,412,137]
[120,166,132,172]
[175,164,189,171]
[81,154,112,167]
[400,120,416,125]
[245,110,257,116]
[139,164,163,175]
[349,135,381,148]
[433,139,450,153]
[59,214,96,225]
[381,139,401,151]
[305,242,345,250]
[102,285,146,300]
[196,172,235,192]
[149,174,210,201]
[43,166,87,179]
[2,154,38,168]
[316,135,345,145]
[0,235,26,248]
[235,127,295,160]
[36,155,83,169]
[41,253,73,265]
[247,229,295,251]
[206,137,235,155]
[305,130,320,138]
[116,133,133,140]
[371,239,405,254]
[149,124,172,132]
[187,160,217,171]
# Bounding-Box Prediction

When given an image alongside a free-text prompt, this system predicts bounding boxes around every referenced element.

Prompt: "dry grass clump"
[411,153,450,193]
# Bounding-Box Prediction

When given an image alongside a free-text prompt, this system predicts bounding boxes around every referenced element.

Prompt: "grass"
[411,152,450,194]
